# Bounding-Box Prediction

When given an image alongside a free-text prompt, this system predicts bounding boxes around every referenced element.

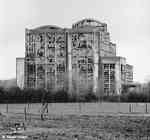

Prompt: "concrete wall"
[1,103,150,115]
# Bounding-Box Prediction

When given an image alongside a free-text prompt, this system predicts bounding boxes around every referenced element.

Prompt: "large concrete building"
[16,19,133,96]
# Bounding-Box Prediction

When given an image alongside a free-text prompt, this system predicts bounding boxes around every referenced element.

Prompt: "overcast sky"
[0,0,150,83]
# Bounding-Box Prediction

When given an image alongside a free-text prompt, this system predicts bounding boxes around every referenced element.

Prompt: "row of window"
[104,64,115,69]
[26,33,65,43]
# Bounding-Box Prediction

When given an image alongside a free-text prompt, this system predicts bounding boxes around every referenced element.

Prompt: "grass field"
[0,112,150,140]
[0,103,150,139]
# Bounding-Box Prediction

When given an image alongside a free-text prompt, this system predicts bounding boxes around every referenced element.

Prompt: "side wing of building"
[16,58,24,89]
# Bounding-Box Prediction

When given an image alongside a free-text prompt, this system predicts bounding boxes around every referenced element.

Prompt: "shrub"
[1,85,150,103]
[84,92,98,102]
[53,90,69,102]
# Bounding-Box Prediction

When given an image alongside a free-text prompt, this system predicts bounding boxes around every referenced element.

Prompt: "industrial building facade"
[16,19,133,96]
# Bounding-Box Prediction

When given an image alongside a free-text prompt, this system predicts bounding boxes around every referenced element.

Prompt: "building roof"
[101,56,126,64]
[34,25,62,30]
[72,18,106,29]
[27,25,64,33]
[126,64,133,68]
[101,56,126,60]
[26,19,108,33]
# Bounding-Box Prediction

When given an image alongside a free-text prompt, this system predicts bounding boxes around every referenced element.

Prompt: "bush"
[125,92,148,102]
[1,86,150,103]
[102,95,119,102]
[84,92,98,102]
[53,90,69,102]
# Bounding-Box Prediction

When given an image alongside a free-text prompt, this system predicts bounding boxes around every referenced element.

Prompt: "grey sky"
[0,0,150,82]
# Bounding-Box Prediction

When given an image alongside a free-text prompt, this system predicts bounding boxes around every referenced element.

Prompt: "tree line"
[0,87,98,103]
[0,83,150,103]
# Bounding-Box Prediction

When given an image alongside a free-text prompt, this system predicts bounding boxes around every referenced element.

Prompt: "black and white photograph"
[0,0,150,139]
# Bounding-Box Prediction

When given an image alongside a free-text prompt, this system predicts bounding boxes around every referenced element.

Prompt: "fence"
[0,102,150,115]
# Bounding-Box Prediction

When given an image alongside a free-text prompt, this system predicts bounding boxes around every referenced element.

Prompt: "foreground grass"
[0,113,150,140]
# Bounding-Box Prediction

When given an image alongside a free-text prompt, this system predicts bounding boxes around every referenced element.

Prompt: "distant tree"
[0,86,4,94]
[84,92,98,102]
[6,87,22,103]
[53,90,69,102]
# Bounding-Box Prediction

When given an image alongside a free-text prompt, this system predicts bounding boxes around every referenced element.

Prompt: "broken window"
[88,58,93,63]
[28,64,35,74]
[57,63,65,72]
[47,64,55,73]
[37,48,45,57]
[110,64,115,69]
[79,40,87,48]
[79,65,87,73]
[104,64,109,69]
[88,64,93,73]
[37,65,45,74]
[56,34,65,43]
[46,33,55,43]
[38,65,44,72]
[57,49,65,57]
[47,47,55,58]
[39,34,44,42]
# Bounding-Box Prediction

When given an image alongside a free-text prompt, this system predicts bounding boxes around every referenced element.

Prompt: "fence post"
[129,103,132,113]
[79,103,81,115]
[24,106,27,121]
[145,103,148,114]
[46,103,48,114]
[6,103,8,113]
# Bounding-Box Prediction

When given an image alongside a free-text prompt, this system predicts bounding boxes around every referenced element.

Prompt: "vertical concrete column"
[24,28,30,88]
[25,28,29,59]
[93,31,99,94]
[98,58,104,100]
[24,29,27,88]
[98,32,104,99]
[115,61,121,95]
[35,60,37,89]
[54,33,57,90]
[67,32,72,95]
[108,64,111,94]
[34,32,38,89]
[44,32,48,90]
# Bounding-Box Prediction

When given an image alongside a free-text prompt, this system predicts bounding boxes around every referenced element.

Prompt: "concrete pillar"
[115,61,121,95]
[93,32,99,94]
[44,32,48,90]
[67,32,73,95]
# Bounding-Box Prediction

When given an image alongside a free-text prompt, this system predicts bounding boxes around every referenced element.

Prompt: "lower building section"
[16,56,133,96]
[101,57,126,95]
[24,60,67,91]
